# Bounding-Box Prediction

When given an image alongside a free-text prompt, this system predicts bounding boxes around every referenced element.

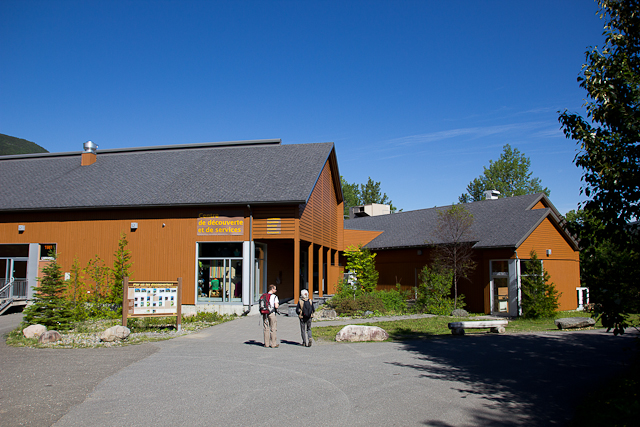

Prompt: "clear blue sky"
[1,0,605,214]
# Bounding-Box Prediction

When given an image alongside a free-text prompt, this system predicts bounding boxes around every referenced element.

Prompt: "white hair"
[300,289,309,298]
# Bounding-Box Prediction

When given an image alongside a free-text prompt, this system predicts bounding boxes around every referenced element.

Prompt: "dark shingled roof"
[0,140,337,211]
[345,193,577,250]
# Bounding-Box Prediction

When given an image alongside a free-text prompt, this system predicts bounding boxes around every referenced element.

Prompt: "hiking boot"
[308,339,312,347]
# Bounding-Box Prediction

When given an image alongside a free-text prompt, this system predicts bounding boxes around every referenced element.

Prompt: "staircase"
[0,298,27,315]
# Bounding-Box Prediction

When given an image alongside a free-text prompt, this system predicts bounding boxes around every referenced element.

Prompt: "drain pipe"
[243,204,253,316]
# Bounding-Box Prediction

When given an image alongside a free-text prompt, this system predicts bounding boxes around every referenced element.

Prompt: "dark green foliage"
[559,0,640,333]
[344,245,379,293]
[22,252,73,330]
[521,251,560,319]
[0,133,48,155]
[372,288,408,312]
[459,144,549,203]
[414,265,464,315]
[332,291,385,316]
[109,232,133,306]
[341,175,399,217]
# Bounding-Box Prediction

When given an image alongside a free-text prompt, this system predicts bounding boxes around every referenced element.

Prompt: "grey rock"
[335,325,389,342]
[555,317,596,330]
[451,309,469,317]
[363,310,374,317]
[100,325,131,342]
[38,330,62,343]
[23,324,47,339]
[316,308,337,319]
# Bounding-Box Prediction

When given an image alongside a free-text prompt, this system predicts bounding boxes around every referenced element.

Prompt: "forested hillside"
[0,133,48,155]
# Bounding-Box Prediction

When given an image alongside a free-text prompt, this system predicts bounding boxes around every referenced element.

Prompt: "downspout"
[515,250,521,317]
[243,204,253,316]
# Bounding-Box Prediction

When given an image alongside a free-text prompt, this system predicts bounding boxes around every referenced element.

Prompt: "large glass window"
[491,260,509,314]
[197,243,243,303]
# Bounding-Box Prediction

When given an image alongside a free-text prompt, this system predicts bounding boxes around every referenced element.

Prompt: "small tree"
[415,264,463,315]
[109,232,133,305]
[521,250,560,319]
[22,251,72,330]
[344,244,379,293]
[431,204,476,309]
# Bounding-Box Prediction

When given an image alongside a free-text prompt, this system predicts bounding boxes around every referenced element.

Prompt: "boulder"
[451,309,469,317]
[335,325,389,342]
[315,308,337,319]
[23,324,47,339]
[38,330,62,343]
[100,325,131,342]
[555,317,596,330]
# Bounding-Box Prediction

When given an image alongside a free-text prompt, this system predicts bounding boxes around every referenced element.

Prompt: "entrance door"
[491,260,510,315]
[0,258,28,298]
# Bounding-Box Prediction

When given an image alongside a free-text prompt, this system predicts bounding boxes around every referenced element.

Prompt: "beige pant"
[263,313,277,347]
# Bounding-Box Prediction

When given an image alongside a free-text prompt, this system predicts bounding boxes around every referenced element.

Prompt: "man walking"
[263,284,279,348]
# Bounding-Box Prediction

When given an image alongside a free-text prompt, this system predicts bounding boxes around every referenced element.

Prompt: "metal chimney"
[484,190,500,200]
[83,140,98,153]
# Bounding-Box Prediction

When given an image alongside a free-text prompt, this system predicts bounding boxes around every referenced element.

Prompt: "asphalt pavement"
[1,312,637,427]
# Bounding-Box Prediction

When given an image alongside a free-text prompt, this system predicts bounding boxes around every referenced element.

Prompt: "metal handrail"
[0,279,28,299]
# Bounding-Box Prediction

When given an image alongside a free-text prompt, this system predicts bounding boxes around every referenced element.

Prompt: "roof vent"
[81,141,98,166]
[83,140,98,153]
[484,190,500,200]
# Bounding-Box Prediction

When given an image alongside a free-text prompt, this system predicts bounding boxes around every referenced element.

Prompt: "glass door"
[491,260,510,315]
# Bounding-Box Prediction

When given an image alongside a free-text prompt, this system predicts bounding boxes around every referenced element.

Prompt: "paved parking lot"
[1,312,637,427]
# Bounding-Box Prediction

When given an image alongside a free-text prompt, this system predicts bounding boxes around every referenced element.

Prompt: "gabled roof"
[0,139,340,211]
[344,193,578,251]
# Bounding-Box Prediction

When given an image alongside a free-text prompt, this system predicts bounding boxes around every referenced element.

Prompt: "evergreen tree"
[109,232,133,305]
[23,252,72,330]
[521,250,560,319]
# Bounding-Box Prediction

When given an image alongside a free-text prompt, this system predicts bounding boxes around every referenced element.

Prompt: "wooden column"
[318,244,324,297]
[294,236,300,304]
[308,242,314,299]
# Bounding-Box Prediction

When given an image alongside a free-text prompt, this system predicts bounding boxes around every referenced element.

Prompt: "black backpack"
[301,299,314,318]
[259,293,271,315]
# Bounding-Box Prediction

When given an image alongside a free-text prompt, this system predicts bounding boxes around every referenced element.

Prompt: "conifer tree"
[521,250,560,319]
[23,252,72,330]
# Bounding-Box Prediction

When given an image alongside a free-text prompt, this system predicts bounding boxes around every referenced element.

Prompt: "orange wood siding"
[343,229,383,249]
[518,217,580,310]
[532,201,546,209]
[0,207,257,306]
[252,206,297,239]
[299,161,339,248]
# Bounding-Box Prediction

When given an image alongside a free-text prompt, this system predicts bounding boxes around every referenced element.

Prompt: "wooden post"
[308,242,314,299]
[122,276,129,328]
[318,245,324,297]
[177,277,182,332]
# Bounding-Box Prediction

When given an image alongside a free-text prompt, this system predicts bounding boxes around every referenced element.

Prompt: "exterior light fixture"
[131,222,138,231]
[546,249,552,256]
[18,225,25,232]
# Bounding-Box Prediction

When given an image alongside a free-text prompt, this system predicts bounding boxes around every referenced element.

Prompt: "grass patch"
[312,311,602,342]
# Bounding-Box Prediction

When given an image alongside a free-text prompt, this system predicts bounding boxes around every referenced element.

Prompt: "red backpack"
[259,293,271,315]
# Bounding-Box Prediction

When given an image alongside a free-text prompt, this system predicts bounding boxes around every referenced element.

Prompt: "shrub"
[333,292,385,316]
[414,265,465,315]
[344,244,379,293]
[373,288,408,313]
[521,250,560,319]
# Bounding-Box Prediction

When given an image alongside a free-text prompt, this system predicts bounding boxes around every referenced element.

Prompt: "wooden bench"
[448,320,508,335]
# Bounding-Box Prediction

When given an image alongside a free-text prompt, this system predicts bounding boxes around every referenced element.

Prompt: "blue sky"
[1,0,605,214]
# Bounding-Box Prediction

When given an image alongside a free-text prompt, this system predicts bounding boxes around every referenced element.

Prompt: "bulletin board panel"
[122,277,182,331]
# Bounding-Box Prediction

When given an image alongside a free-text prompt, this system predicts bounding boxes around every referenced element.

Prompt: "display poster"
[128,285,178,315]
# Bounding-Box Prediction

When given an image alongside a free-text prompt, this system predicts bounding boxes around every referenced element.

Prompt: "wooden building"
[0,139,345,315]
[343,193,582,316]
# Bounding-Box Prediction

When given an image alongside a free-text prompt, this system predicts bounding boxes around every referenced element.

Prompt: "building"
[343,193,581,316]
[0,139,345,315]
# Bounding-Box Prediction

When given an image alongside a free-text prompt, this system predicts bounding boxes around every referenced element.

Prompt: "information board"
[122,277,182,331]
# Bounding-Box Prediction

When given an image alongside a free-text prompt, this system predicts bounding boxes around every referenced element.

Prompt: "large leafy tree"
[459,144,549,203]
[559,0,640,334]
[431,204,476,309]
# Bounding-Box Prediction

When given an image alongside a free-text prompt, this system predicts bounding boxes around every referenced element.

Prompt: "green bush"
[332,292,385,316]
[373,288,408,313]
[414,264,464,315]
[521,250,560,319]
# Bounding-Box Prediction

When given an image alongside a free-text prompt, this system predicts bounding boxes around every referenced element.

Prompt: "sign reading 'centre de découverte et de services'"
[197,211,244,236]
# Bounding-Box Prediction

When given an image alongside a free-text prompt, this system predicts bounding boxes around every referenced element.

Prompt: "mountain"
[0,133,48,155]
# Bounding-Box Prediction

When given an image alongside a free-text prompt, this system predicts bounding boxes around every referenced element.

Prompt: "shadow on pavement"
[392,331,637,427]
